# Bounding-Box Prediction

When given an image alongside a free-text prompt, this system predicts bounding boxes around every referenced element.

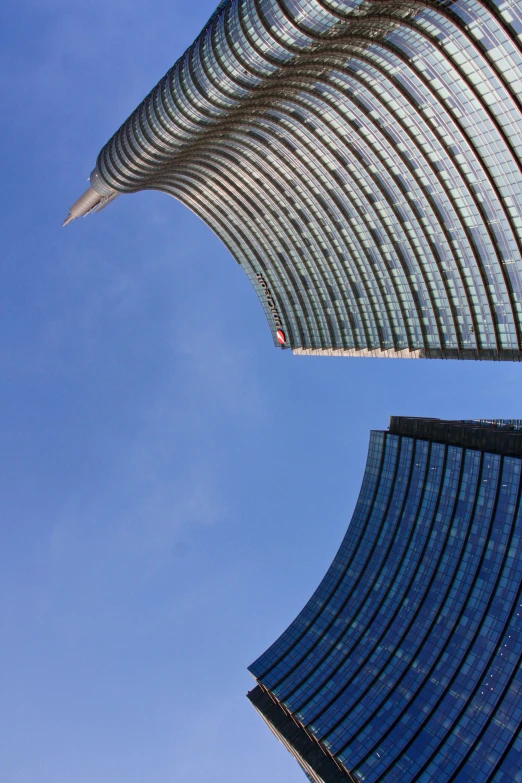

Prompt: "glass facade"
[71,0,522,359]
[248,419,522,783]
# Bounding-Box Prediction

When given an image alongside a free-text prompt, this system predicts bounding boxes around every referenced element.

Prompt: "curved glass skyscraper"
[248,418,522,783]
[67,0,522,360]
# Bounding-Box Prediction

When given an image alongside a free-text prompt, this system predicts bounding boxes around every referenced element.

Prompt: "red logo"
[276,330,286,345]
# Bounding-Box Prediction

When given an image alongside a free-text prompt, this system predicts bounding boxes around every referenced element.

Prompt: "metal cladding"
[79,0,522,358]
[248,419,522,783]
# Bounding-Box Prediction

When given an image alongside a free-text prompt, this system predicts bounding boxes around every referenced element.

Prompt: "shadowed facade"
[68,0,522,360]
[248,418,522,783]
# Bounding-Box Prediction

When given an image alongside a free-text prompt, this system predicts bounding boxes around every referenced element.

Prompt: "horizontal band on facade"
[389,416,522,456]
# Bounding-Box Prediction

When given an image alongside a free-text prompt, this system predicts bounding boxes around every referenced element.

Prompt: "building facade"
[248,418,522,783]
[67,0,522,361]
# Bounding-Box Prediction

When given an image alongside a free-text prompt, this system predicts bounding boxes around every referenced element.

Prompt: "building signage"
[256,272,286,345]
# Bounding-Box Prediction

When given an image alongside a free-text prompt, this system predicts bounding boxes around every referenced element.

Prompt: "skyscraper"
[66,0,522,360]
[248,417,522,783]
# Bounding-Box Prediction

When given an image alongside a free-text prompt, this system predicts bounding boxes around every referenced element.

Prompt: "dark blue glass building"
[67,0,522,362]
[248,418,522,783]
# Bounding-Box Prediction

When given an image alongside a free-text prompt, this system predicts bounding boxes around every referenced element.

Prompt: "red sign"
[276,330,286,345]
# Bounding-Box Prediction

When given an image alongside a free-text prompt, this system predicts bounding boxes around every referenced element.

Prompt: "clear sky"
[1,1,521,782]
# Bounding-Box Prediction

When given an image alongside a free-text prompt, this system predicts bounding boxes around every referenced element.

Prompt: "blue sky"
[1,1,522,781]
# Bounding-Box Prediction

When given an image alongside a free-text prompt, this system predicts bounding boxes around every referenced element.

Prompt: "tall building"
[248,417,522,783]
[66,0,522,361]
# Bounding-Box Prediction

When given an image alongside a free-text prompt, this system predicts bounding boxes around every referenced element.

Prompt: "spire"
[62,212,75,227]
[62,185,112,227]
